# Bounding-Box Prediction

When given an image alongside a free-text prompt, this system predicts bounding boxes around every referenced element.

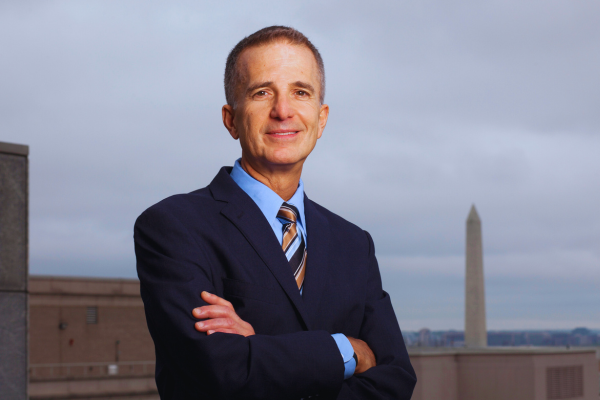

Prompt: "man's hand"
[347,337,376,374]
[192,291,256,337]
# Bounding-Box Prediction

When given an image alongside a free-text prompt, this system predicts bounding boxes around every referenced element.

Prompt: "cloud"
[2,0,598,329]
[379,249,600,282]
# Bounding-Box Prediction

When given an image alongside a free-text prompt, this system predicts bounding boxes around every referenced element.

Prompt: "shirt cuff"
[331,333,356,379]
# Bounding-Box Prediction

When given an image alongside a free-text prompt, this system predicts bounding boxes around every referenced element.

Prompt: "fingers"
[192,305,236,320]
[193,315,255,337]
[192,292,256,337]
[201,291,233,310]
[194,317,235,333]
[207,329,238,335]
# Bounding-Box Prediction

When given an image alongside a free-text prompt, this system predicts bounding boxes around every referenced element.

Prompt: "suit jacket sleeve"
[335,231,417,399]
[134,204,345,400]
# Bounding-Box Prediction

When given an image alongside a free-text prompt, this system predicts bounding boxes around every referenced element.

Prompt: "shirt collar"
[229,158,306,228]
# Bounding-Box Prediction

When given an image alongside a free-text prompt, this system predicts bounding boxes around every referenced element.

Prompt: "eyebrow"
[245,81,316,96]
[293,81,316,94]
[290,81,314,92]
[246,81,273,96]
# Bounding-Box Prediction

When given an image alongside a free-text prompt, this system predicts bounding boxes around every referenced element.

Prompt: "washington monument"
[465,205,487,347]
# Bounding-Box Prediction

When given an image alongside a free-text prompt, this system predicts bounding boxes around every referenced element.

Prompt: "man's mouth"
[268,130,299,136]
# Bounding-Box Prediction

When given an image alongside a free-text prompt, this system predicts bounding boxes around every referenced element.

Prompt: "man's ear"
[222,105,239,140]
[317,104,329,139]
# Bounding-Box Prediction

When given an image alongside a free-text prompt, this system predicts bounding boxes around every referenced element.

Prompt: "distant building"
[409,347,599,400]
[405,329,600,348]
[29,275,158,400]
[441,330,464,348]
[418,328,431,347]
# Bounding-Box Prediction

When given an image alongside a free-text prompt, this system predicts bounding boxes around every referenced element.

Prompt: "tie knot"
[277,202,299,224]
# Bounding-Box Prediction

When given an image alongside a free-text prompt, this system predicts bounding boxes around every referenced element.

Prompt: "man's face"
[223,42,328,170]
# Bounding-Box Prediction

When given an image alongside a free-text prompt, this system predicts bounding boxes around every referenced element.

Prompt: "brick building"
[28,275,158,399]
[27,275,600,400]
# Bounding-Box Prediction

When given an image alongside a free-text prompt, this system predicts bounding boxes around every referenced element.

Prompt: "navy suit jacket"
[134,167,416,399]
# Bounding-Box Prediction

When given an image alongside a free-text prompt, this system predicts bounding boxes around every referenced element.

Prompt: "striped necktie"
[276,203,306,290]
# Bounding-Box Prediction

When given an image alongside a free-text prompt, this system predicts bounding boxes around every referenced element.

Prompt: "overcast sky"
[2,0,599,331]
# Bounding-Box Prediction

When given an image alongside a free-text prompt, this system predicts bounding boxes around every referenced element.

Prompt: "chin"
[265,151,305,167]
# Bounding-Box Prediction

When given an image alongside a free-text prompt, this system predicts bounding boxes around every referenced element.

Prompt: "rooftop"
[29,275,140,297]
[408,346,599,357]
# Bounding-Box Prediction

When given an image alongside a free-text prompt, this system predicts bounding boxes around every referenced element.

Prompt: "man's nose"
[270,95,294,120]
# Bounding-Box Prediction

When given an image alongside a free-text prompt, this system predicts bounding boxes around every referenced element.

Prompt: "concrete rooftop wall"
[409,348,599,400]
[0,141,29,400]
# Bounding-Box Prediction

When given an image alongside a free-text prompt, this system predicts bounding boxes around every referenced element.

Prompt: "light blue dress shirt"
[230,159,356,379]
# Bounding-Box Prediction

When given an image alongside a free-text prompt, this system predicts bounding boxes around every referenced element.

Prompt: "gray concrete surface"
[409,347,598,400]
[0,141,29,400]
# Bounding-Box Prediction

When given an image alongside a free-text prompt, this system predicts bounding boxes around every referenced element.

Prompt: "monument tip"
[467,204,480,222]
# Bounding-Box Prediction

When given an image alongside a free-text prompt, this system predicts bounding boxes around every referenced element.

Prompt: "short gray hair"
[224,26,325,107]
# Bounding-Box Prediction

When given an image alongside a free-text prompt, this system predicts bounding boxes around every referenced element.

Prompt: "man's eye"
[254,91,267,97]
[297,91,307,96]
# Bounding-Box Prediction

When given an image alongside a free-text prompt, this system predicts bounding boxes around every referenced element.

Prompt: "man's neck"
[240,157,302,201]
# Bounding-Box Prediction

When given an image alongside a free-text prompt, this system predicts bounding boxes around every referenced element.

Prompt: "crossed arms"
[193,291,377,374]
[134,203,416,399]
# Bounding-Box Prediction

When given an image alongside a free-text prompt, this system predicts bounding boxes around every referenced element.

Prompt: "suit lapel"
[301,196,331,328]
[209,168,312,330]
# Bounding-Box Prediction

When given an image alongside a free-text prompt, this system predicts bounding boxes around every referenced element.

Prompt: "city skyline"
[403,327,600,348]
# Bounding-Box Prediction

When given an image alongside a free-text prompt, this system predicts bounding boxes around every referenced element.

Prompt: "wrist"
[331,333,356,379]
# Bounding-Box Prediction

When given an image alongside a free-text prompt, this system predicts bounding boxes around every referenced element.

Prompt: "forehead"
[237,41,320,86]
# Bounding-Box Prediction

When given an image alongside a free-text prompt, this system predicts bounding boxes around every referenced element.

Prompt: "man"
[134,26,416,399]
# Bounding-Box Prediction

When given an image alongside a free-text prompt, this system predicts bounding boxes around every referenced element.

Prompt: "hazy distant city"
[403,327,600,348]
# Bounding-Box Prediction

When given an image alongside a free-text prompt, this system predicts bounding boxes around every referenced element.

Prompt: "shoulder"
[307,199,372,252]
[135,186,217,229]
